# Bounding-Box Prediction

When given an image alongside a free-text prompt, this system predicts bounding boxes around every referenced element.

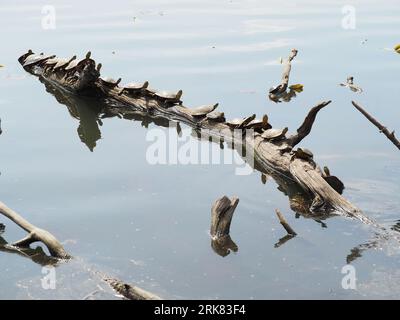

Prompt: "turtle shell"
[324,176,344,194]
[124,81,149,90]
[64,52,91,71]
[100,77,121,87]
[295,148,313,159]
[190,103,218,117]
[144,87,158,95]
[261,127,288,140]
[206,111,225,122]
[246,114,271,130]
[226,114,256,129]
[53,56,77,70]
[64,59,80,71]
[18,50,34,64]
[23,53,55,67]
[44,57,60,66]
[155,90,183,101]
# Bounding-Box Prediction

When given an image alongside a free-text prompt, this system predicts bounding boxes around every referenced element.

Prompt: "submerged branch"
[275,209,297,235]
[0,201,70,259]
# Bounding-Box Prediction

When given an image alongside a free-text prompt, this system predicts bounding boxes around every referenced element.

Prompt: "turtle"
[154,90,183,104]
[226,114,256,129]
[118,81,149,95]
[292,147,313,160]
[22,53,55,67]
[99,77,121,88]
[322,166,345,194]
[18,49,34,64]
[189,103,219,117]
[44,57,61,67]
[96,63,102,73]
[245,114,271,132]
[261,127,288,141]
[206,111,225,122]
[64,51,92,71]
[53,56,77,71]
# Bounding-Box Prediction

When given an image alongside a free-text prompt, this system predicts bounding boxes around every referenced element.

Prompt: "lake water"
[1,0,400,299]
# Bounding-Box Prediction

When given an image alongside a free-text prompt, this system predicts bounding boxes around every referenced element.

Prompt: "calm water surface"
[1,0,400,299]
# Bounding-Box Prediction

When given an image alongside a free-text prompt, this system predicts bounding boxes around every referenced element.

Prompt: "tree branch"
[0,201,70,259]
[351,101,400,150]
[286,100,331,147]
[269,49,298,96]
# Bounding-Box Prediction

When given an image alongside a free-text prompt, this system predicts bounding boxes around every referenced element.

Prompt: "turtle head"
[323,166,331,177]
[176,90,183,100]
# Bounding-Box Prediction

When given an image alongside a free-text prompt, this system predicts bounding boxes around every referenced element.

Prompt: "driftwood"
[210,196,239,257]
[274,209,296,248]
[0,201,161,300]
[352,101,400,150]
[18,50,377,228]
[0,201,70,259]
[269,49,300,102]
[103,277,161,300]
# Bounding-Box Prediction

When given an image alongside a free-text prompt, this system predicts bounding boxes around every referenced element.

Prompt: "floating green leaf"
[289,83,304,92]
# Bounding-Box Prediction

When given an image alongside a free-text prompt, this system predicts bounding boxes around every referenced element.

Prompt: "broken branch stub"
[275,209,297,235]
[210,196,239,257]
[210,196,239,238]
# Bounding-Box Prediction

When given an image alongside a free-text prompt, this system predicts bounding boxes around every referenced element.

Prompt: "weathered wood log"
[0,201,70,259]
[275,209,296,235]
[18,50,376,226]
[103,277,162,300]
[210,196,239,257]
[352,101,400,150]
[0,201,162,300]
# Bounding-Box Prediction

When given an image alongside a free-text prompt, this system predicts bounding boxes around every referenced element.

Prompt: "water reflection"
[0,235,59,267]
[41,78,102,152]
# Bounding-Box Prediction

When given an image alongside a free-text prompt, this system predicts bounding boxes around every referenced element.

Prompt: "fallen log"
[0,201,162,300]
[18,50,376,226]
[103,277,161,300]
[352,101,400,150]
